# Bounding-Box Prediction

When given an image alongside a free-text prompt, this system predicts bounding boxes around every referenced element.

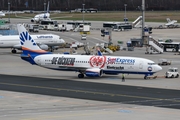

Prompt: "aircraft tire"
[50,47,54,52]
[11,49,17,53]
[144,76,147,80]
[78,74,84,78]
[176,74,179,78]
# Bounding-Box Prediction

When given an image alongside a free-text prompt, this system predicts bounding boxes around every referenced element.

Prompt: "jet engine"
[39,44,49,50]
[53,46,60,50]
[31,19,34,22]
[85,68,103,77]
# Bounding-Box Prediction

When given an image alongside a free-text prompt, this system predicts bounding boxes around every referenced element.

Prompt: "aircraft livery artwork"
[89,56,106,68]
[52,57,75,66]
[37,36,53,39]
[107,57,135,65]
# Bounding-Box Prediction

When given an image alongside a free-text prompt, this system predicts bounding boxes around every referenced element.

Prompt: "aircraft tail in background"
[166,18,171,23]
[46,1,49,13]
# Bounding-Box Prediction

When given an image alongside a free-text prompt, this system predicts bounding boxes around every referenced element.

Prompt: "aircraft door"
[139,61,143,69]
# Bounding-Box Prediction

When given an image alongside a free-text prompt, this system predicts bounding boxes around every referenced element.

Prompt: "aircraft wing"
[13,44,22,50]
[58,66,90,71]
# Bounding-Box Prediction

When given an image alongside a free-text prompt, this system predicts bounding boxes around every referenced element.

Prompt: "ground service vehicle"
[165,67,179,78]
[28,24,39,32]
[158,59,171,65]
[81,34,87,40]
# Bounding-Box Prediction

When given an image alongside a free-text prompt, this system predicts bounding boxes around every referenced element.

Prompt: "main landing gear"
[78,74,84,78]
[50,47,54,52]
[11,49,17,53]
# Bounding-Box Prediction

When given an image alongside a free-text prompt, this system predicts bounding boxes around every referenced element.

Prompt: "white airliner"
[15,1,72,23]
[0,11,5,18]
[0,34,65,53]
[17,24,162,79]
[165,18,177,27]
[31,1,50,23]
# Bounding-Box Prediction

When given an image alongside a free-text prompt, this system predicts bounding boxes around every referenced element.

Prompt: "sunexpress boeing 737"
[17,24,162,79]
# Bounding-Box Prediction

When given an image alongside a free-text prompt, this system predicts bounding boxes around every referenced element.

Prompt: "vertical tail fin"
[47,1,49,13]
[166,18,171,23]
[96,46,103,56]
[17,24,50,55]
[17,24,51,64]
[97,50,103,56]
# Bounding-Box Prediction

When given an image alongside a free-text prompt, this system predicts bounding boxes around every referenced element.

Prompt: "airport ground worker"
[122,73,125,82]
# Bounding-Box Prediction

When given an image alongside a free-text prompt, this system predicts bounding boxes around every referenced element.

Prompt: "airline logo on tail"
[20,31,36,46]
[17,24,50,53]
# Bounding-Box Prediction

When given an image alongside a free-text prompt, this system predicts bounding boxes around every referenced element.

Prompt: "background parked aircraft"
[0,34,65,53]
[15,1,72,23]
[31,1,50,23]
[165,18,178,27]
[0,11,5,18]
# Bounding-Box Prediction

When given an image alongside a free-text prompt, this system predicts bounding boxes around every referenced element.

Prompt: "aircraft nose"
[156,65,162,72]
[61,39,65,43]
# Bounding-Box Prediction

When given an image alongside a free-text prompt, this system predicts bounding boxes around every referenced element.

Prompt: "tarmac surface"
[1,74,180,109]
[0,18,180,120]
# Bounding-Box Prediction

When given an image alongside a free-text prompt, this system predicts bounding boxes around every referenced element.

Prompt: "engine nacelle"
[39,44,49,50]
[85,68,103,77]
[31,19,34,22]
[13,44,22,50]
[53,46,60,50]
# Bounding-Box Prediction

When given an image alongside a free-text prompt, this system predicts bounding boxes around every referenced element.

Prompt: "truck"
[72,41,84,48]
[81,34,87,40]
[28,24,39,32]
[165,67,179,78]
[65,24,73,31]
[158,59,171,65]
[77,24,90,32]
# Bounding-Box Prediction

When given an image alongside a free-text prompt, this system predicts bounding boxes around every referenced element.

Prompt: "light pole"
[141,0,145,46]
[8,2,10,23]
[44,2,46,13]
[124,4,127,23]
[82,4,85,23]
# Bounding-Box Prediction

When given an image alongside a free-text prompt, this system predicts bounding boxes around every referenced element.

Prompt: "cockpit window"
[59,37,61,39]
[148,63,156,65]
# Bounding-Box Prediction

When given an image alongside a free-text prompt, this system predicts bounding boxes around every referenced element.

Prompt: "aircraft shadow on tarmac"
[0,51,22,55]
[0,74,180,109]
